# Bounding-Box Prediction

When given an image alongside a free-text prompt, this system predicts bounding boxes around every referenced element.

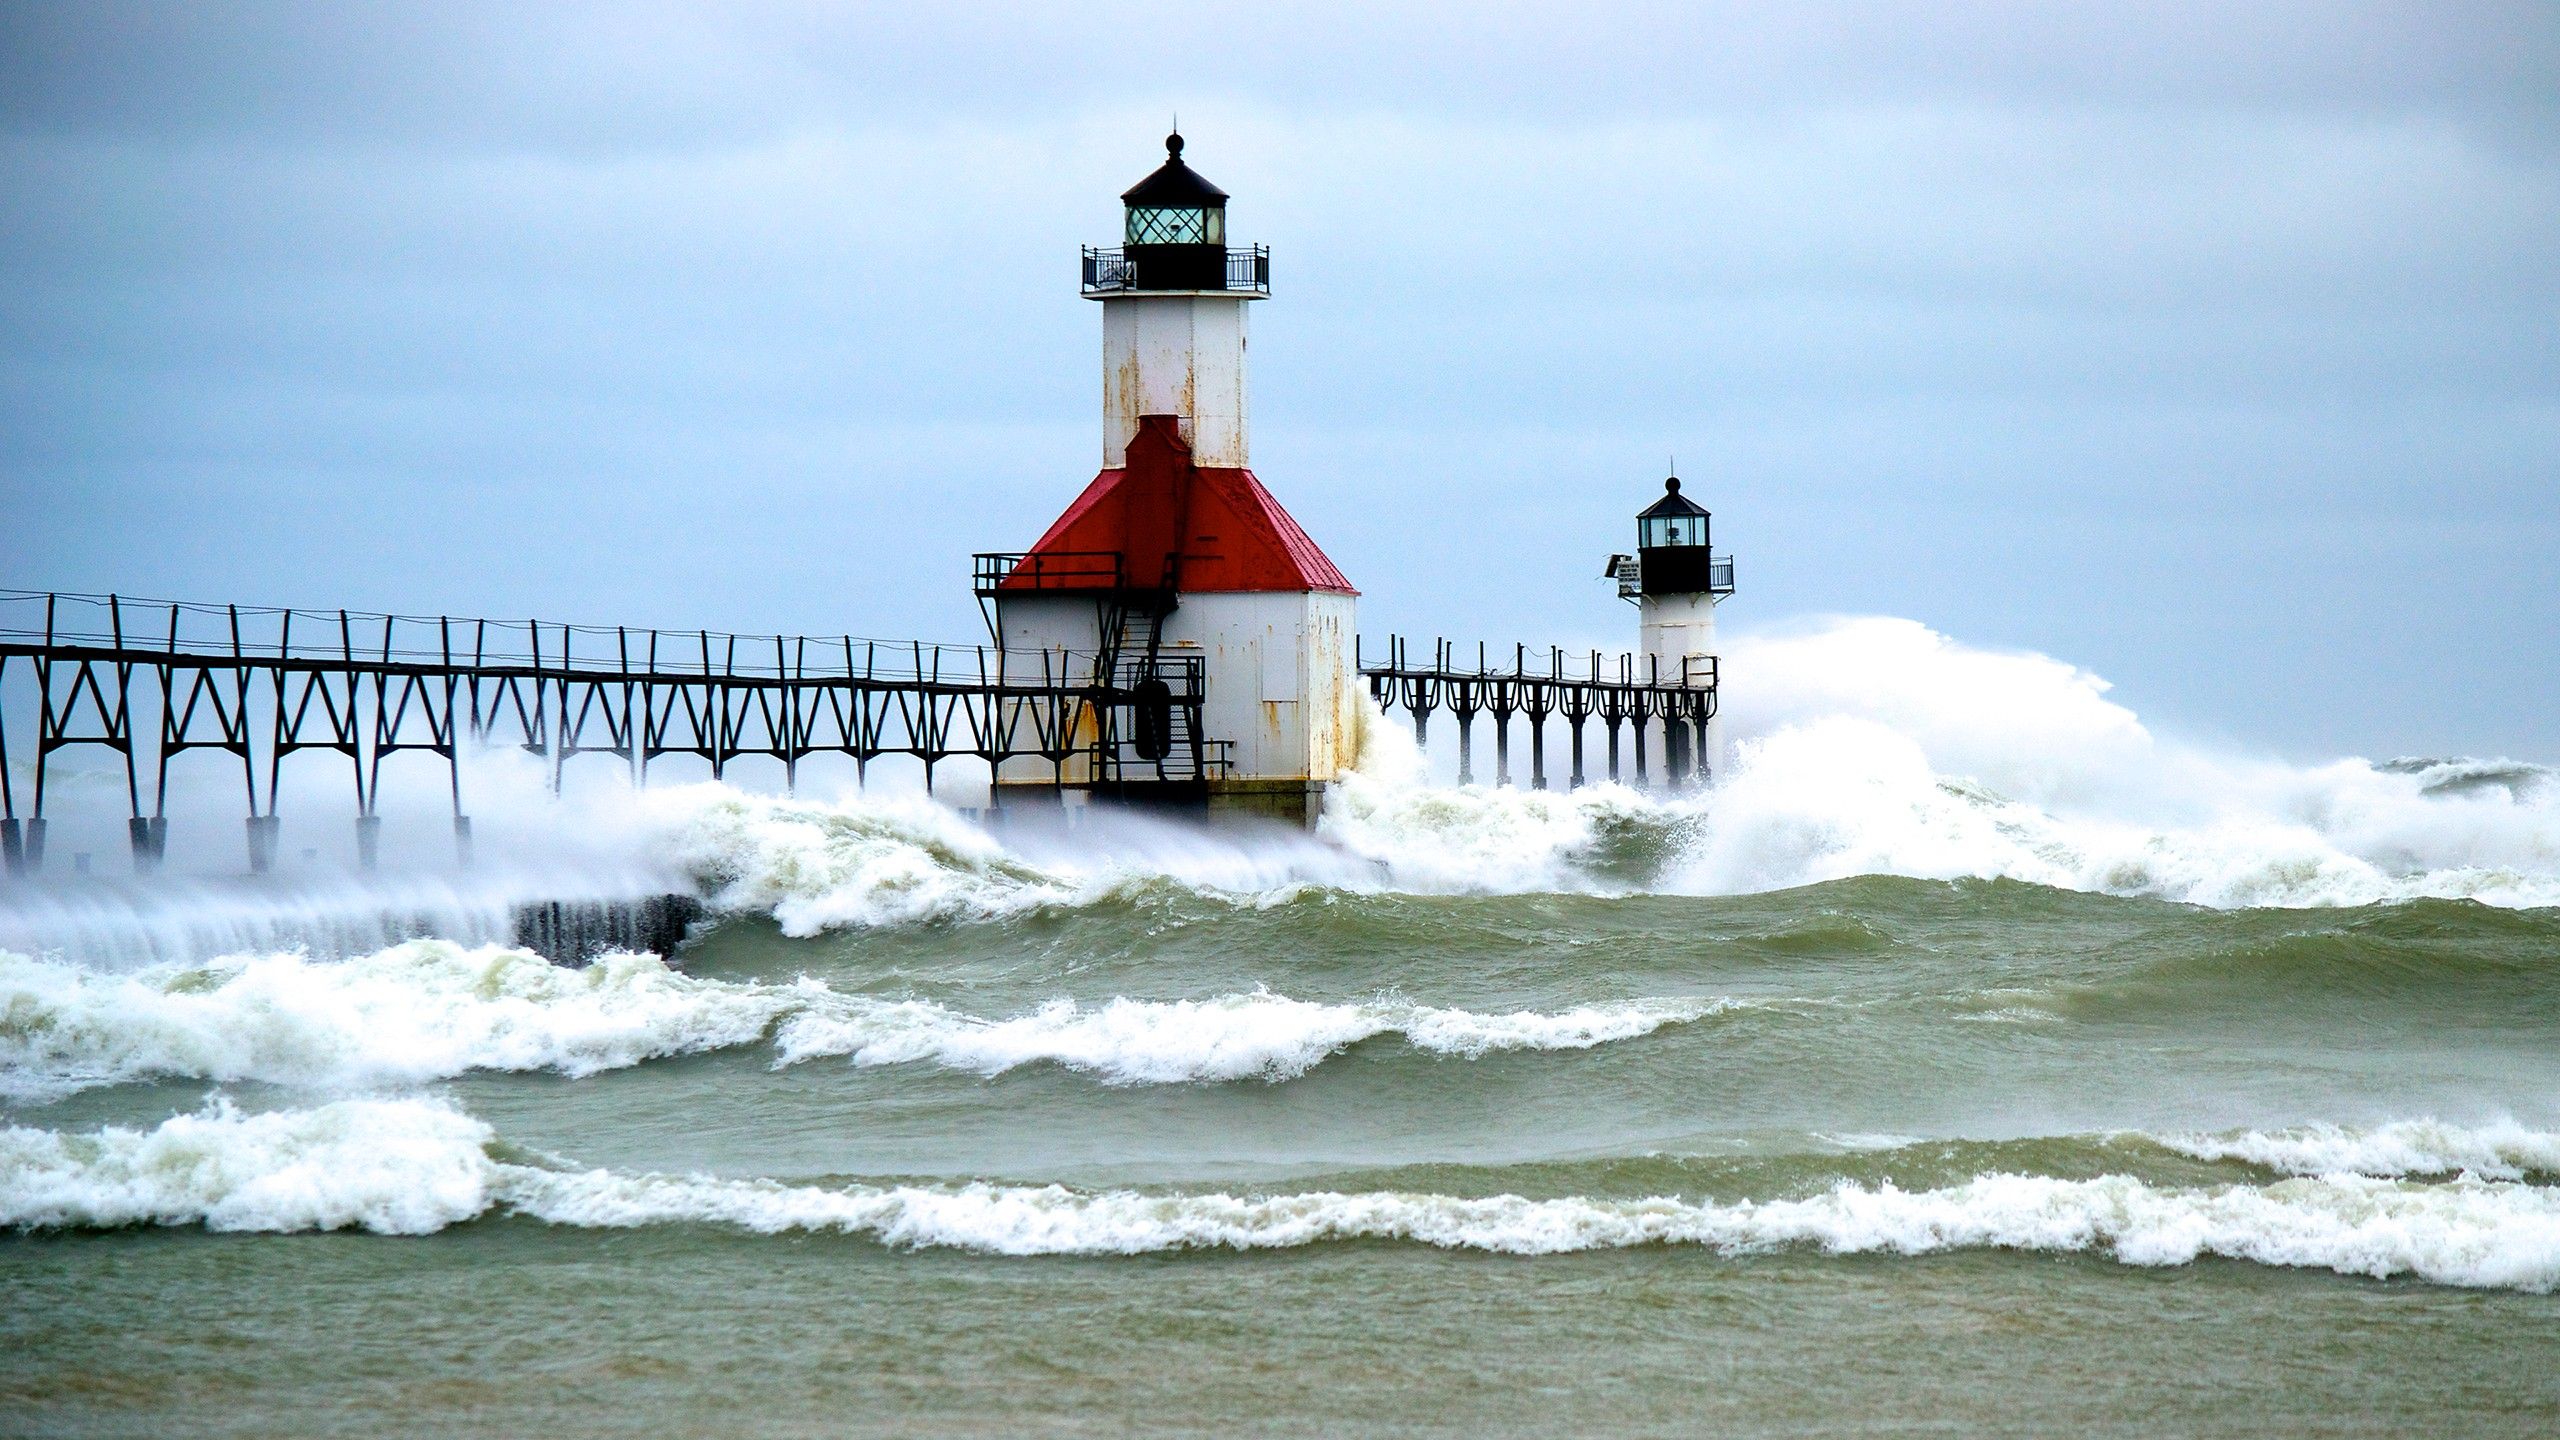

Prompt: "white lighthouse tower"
[1609,474,1735,784]
[982,134,1359,825]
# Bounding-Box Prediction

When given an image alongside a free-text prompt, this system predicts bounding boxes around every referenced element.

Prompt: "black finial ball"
[1166,131,1185,159]
[1665,476,1682,494]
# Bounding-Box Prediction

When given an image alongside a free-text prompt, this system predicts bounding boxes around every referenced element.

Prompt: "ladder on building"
[1089,595,1224,787]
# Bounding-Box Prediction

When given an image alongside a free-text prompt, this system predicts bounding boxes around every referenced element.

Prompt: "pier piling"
[1361,636,1715,794]
[2,588,1215,872]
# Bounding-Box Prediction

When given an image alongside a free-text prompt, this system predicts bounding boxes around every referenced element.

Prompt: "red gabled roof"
[1005,414,1355,595]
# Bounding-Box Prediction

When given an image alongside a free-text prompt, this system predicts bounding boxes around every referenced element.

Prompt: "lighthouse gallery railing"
[1358,636,1720,791]
[1080,245,1270,297]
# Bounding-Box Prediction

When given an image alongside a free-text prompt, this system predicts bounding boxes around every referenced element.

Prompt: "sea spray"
[0,873,525,973]
[8,617,2555,939]
[615,621,2560,916]
[1694,618,2560,906]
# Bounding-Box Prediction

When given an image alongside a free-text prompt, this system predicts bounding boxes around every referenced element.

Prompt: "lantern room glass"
[1126,206,1225,245]
[1640,514,1706,548]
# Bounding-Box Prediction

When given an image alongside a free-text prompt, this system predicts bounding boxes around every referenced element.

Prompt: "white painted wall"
[1639,589,1723,784]
[1098,293,1252,468]
[1160,590,1358,783]
[991,595,1106,787]
[988,589,1357,789]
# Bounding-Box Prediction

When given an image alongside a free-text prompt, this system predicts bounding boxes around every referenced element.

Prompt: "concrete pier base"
[510,894,705,966]
[246,816,280,873]
[994,778,1332,829]
[1206,778,1330,828]
[128,817,167,873]
[9,818,46,875]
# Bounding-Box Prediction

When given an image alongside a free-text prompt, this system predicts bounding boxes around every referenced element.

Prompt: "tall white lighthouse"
[1609,474,1735,783]
[983,134,1359,825]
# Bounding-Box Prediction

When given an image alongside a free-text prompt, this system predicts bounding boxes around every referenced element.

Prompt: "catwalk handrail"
[1354,636,1720,791]
[0,589,1142,689]
[0,586,1228,876]
[1356,636,1717,692]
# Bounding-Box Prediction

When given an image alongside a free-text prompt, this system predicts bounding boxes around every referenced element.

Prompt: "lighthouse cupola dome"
[1629,474,1735,599]
[1122,132,1229,245]
[1638,475,1711,550]
[1083,132,1269,295]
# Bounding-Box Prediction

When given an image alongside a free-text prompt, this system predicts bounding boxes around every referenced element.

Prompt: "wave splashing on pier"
[7,615,2559,1435]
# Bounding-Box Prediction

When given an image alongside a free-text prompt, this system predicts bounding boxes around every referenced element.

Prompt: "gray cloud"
[3,1,2555,759]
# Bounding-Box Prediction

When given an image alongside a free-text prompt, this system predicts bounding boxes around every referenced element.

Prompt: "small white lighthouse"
[1608,474,1735,783]
[984,134,1359,825]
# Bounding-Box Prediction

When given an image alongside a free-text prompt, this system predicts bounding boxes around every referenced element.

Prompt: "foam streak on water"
[0,941,1723,1100]
[7,1100,2556,1293]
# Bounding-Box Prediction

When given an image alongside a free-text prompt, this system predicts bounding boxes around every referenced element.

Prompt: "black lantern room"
[1124,132,1227,246]
[1635,476,1731,596]
[1083,132,1269,294]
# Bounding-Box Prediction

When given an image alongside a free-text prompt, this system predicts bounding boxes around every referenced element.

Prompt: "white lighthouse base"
[1639,590,1723,786]
[989,589,1358,827]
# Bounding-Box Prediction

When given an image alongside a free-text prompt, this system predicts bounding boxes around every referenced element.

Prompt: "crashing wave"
[619,620,2560,919]
[2158,1119,2560,1182]
[0,941,1720,1100]
[6,617,2553,940]
[770,988,1725,1083]
[7,1100,2556,1292]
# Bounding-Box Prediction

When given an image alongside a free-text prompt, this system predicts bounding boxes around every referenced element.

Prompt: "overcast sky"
[3,1,2554,761]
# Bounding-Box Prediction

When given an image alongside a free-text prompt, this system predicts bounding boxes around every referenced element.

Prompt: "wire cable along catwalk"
[0,589,1216,875]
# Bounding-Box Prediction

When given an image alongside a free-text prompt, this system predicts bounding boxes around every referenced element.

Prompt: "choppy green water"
[6,871,2558,1436]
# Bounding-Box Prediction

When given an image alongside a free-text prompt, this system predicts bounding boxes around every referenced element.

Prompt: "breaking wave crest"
[768,988,1720,1082]
[7,1100,2556,1292]
[0,941,1717,1100]
[5,619,2551,947]
[602,620,2560,923]
[2159,1119,2560,1182]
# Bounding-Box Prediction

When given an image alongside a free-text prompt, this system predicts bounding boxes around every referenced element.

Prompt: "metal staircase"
[972,551,1226,796]
[1091,593,1224,788]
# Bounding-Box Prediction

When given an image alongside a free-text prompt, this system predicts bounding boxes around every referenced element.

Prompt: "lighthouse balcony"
[975,550,1129,596]
[1081,244,1271,297]
[1615,554,1736,600]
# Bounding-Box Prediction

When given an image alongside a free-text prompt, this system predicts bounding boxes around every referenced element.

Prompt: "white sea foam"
[1316,699,1662,893]
[0,941,800,1101]
[1675,618,2560,907]
[0,1098,497,1235]
[2158,1119,2560,1182]
[8,1101,2556,1291]
[771,989,1723,1083]
[649,784,1078,934]
[1317,617,2560,909]
[0,941,1713,1099]
[10,617,2553,949]
[514,1167,2560,1293]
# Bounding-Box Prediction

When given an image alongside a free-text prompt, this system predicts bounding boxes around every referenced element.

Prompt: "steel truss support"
[1,590,1218,876]
[1357,634,1721,795]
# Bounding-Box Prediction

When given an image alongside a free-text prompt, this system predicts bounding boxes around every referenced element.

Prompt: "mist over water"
[6,616,2557,1435]
[9,616,2553,966]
